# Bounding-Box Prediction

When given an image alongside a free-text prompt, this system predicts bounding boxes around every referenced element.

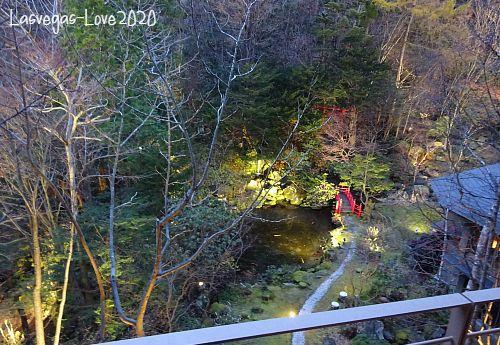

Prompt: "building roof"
[430,163,500,234]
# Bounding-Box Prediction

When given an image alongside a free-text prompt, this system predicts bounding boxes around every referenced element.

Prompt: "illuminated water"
[239,206,334,273]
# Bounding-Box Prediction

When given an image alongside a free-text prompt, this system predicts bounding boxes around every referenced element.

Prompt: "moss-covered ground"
[216,203,443,345]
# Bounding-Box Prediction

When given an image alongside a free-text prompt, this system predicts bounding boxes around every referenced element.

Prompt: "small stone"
[251,307,264,314]
[379,296,390,303]
[298,281,308,288]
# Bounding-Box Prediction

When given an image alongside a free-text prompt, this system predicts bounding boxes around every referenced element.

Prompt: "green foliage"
[334,154,393,199]
[300,174,339,208]
[13,229,73,324]
[394,329,411,344]
[291,270,310,284]
[314,0,392,108]
[427,116,450,139]
[228,64,320,151]
[352,334,389,345]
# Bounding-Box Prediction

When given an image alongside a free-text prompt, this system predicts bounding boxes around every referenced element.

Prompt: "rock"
[195,294,209,309]
[246,179,262,191]
[298,281,308,288]
[355,267,364,273]
[325,250,337,261]
[209,302,228,315]
[283,185,303,205]
[431,328,445,339]
[358,321,384,341]
[412,185,430,201]
[251,307,264,314]
[389,290,406,301]
[322,337,337,345]
[379,296,390,303]
[268,171,282,182]
[414,175,428,185]
[383,330,395,342]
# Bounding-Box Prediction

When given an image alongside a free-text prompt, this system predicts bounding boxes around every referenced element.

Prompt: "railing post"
[445,303,474,345]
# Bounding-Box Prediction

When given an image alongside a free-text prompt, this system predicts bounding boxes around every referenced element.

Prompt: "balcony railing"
[100,287,500,345]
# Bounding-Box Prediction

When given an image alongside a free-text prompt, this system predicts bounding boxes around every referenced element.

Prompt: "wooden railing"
[99,288,500,345]
[335,186,362,217]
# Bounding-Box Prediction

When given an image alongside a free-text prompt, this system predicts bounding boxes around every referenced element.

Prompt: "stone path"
[291,217,358,345]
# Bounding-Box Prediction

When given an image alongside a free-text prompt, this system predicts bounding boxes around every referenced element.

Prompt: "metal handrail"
[466,327,500,338]
[98,288,500,345]
[409,335,455,345]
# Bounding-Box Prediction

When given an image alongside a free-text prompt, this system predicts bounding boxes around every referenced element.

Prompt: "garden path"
[291,216,359,345]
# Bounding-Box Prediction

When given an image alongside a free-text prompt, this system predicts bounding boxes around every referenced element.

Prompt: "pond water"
[239,206,335,273]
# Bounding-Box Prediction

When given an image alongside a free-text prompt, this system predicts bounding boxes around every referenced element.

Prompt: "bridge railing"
[335,186,362,217]
[99,288,500,345]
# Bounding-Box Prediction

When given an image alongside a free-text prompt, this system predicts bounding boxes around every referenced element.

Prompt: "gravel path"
[291,217,358,345]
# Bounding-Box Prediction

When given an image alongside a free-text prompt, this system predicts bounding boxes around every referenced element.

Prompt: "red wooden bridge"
[334,186,362,218]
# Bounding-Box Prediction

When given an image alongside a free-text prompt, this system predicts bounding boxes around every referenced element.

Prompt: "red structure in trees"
[334,187,362,218]
[313,105,352,122]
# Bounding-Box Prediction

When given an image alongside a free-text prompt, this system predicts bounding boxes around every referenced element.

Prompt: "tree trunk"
[53,228,74,345]
[30,214,46,345]
[18,309,32,345]
[396,12,413,88]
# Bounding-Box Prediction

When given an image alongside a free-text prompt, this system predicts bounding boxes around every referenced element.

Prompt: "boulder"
[359,321,385,341]
[283,185,303,205]
[246,179,262,191]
